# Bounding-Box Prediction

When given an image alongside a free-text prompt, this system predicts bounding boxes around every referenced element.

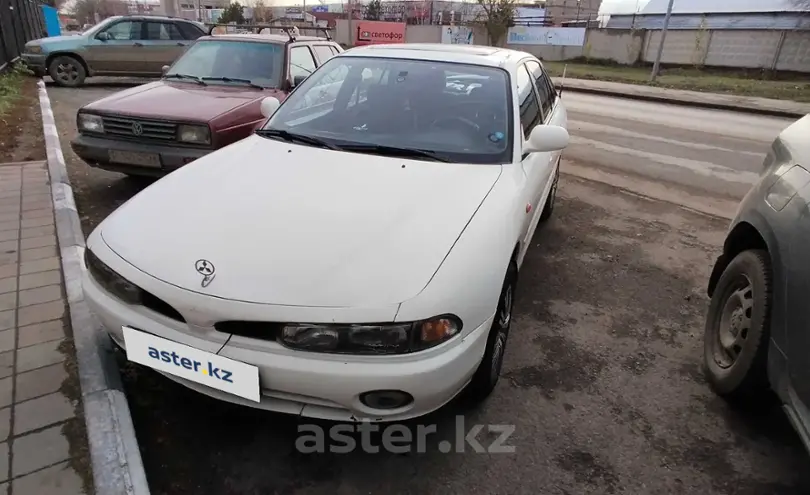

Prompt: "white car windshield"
[166,40,283,89]
[262,56,513,164]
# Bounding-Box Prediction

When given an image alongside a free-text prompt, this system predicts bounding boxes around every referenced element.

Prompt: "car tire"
[540,158,560,223]
[703,249,772,402]
[48,55,86,87]
[464,260,518,404]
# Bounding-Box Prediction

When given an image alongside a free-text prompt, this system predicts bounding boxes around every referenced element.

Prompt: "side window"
[329,45,341,56]
[289,46,317,81]
[146,22,184,41]
[102,21,142,41]
[526,60,554,120]
[516,64,541,140]
[312,45,335,64]
[177,22,205,40]
[291,63,350,114]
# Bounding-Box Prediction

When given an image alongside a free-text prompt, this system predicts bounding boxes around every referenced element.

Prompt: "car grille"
[102,115,177,142]
[214,321,280,341]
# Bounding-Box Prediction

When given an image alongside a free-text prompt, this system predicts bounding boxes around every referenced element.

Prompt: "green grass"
[543,61,810,103]
[0,63,29,118]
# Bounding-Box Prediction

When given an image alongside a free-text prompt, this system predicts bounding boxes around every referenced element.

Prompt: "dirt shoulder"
[543,61,810,103]
[0,65,46,163]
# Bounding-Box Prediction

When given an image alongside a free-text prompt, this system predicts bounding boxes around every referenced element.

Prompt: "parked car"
[21,15,207,87]
[70,32,343,178]
[703,114,810,452]
[81,43,569,421]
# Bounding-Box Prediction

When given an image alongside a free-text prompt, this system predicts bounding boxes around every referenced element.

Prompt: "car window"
[166,39,283,88]
[177,22,205,40]
[525,60,555,120]
[312,45,335,64]
[329,45,341,56]
[516,64,542,139]
[264,57,513,165]
[286,63,350,114]
[289,46,317,81]
[146,22,184,41]
[102,21,143,41]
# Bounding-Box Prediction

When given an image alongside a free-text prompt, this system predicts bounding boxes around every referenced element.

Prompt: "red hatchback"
[71,32,342,178]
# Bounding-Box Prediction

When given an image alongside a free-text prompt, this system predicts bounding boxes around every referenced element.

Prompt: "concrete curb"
[37,80,151,495]
[553,82,806,120]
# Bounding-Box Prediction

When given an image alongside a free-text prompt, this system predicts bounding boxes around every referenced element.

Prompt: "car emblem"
[195,259,216,287]
[131,122,143,136]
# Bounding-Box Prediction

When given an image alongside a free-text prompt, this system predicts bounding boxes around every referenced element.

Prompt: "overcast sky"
[601,0,650,14]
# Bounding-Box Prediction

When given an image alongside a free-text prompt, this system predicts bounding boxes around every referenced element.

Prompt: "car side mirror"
[96,32,110,41]
[162,65,170,76]
[260,96,281,118]
[292,74,307,87]
[523,125,569,154]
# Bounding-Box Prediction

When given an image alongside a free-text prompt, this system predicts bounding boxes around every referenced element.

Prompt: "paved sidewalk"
[0,160,86,494]
[552,77,810,119]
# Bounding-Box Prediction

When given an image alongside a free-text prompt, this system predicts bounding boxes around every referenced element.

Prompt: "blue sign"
[312,5,328,12]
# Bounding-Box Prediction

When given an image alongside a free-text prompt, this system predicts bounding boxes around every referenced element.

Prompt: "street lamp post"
[650,0,675,82]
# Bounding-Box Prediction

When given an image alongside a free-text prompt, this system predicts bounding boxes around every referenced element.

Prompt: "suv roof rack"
[206,23,332,42]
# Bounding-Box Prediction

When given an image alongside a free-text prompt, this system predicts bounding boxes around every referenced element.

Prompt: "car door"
[85,20,146,74]
[142,21,188,75]
[515,62,548,246]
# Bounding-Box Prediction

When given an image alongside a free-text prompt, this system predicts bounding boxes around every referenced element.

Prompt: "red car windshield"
[166,39,283,89]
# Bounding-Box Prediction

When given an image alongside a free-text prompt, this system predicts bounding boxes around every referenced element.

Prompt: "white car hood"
[100,135,502,308]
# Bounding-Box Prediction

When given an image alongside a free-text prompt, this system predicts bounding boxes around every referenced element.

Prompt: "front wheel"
[464,260,518,404]
[48,55,86,87]
[703,249,773,403]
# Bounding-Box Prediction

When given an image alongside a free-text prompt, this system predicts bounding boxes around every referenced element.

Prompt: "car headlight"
[25,44,42,54]
[177,124,210,144]
[280,315,462,355]
[77,113,104,133]
[84,248,142,304]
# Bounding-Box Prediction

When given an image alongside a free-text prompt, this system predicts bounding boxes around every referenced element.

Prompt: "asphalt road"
[47,82,810,495]
[562,92,794,201]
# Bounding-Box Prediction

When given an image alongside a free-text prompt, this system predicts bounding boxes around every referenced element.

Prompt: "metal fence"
[0,0,46,71]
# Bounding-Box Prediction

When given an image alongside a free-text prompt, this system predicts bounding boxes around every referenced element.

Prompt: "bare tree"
[253,0,274,22]
[69,0,128,25]
[476,0,517,46]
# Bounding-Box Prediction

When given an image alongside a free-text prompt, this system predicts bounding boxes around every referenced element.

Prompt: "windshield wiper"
[255,129,339,150]
[202,77,265,89]
[164,73,206,85]
[336,144,450,163]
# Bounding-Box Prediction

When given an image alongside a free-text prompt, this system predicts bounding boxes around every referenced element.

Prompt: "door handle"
[133,42,143,47]
[176,42,186,46]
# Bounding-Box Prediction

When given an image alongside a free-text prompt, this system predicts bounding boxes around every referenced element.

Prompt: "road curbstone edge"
[552,82,806,120]
[37,80,150,495]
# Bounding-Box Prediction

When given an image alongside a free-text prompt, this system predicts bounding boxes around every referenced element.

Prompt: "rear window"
[177,22,205,40]
[166,39,283,88]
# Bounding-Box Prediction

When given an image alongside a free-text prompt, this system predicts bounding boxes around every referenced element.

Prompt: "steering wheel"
[430,116,480,133]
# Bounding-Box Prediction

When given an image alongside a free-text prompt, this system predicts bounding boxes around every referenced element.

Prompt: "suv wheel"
[48,55,86,87]
[703,249,772,403]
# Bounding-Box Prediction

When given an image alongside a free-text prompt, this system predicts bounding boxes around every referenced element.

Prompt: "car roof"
[202,33,333,43]
[341,43,530,69]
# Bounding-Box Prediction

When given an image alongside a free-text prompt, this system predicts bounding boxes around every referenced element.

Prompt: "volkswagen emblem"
[195,259,216,287]
[131,122,143,136]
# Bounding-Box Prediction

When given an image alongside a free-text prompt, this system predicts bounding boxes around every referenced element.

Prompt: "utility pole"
[347,0,353,45]
[649,0,675,82]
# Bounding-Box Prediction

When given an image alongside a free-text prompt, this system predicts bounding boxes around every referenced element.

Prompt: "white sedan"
[82,43,569,422]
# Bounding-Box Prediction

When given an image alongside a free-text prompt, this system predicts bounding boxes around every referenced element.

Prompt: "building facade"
[544,0,602,24]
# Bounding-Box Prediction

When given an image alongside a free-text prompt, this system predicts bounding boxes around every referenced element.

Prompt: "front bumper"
[71,134,211,177]
[21,53,46,75]
[83,258,492,422]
